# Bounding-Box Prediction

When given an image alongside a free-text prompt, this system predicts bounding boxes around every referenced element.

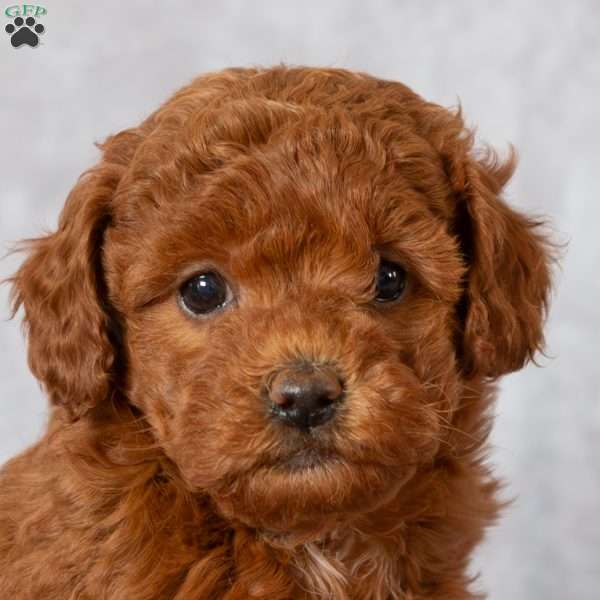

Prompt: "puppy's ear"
[451,149,553,378]
[9,130,142,419]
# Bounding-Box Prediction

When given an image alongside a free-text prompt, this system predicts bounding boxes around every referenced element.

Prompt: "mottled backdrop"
[1,1,598,598]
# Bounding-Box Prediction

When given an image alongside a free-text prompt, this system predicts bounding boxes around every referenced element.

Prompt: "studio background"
[1,2,598,599]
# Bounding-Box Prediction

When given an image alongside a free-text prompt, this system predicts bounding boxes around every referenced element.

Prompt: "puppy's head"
[10,67,552,537]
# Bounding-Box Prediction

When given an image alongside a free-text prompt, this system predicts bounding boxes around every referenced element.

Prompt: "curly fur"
[0,65,552,599]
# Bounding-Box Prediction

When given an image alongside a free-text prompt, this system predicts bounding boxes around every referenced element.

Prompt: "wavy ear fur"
[8,130,141,419]
[452,149,553,378]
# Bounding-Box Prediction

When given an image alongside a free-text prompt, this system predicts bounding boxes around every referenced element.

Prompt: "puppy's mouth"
[209,433,416,537]
[276,447,339,471]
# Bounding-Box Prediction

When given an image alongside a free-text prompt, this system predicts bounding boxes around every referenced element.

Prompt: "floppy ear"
[452,149,553,378]
[9,130,141,419]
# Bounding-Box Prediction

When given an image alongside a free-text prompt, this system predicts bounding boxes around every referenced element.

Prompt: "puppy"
[0,66,552,599]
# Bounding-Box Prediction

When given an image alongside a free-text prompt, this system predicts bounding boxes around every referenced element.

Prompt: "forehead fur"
[104,67,466,310]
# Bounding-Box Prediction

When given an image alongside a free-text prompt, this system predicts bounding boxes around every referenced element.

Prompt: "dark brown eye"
[179,272,230,315]
[375,260,407,302]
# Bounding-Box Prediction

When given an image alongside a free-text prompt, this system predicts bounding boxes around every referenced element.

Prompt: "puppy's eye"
[178,272,230,315]
[375,260,407,302]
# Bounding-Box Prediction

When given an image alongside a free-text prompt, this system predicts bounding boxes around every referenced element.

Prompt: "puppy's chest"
[166,530,404,600]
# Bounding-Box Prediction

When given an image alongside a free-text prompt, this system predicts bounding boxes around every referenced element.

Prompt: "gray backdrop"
[1,2,598,598]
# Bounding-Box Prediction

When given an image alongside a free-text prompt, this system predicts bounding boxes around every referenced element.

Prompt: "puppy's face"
[12,67,551,538]
[106,121,464,534]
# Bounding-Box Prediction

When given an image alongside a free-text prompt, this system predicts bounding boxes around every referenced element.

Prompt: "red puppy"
[0,66,552,599]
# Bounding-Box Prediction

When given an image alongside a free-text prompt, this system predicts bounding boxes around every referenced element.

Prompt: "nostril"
[267,364,344,429]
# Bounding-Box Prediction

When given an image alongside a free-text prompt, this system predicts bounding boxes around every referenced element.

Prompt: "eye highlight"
[178,271,231,316]
[375,260,407,303]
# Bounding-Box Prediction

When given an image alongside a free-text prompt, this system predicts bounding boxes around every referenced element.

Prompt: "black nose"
[267,364,344,430]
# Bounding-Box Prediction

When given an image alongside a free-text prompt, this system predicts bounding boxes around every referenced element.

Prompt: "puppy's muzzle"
[266,363,344,430]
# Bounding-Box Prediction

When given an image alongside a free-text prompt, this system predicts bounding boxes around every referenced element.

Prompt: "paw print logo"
[5,16,45,48]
